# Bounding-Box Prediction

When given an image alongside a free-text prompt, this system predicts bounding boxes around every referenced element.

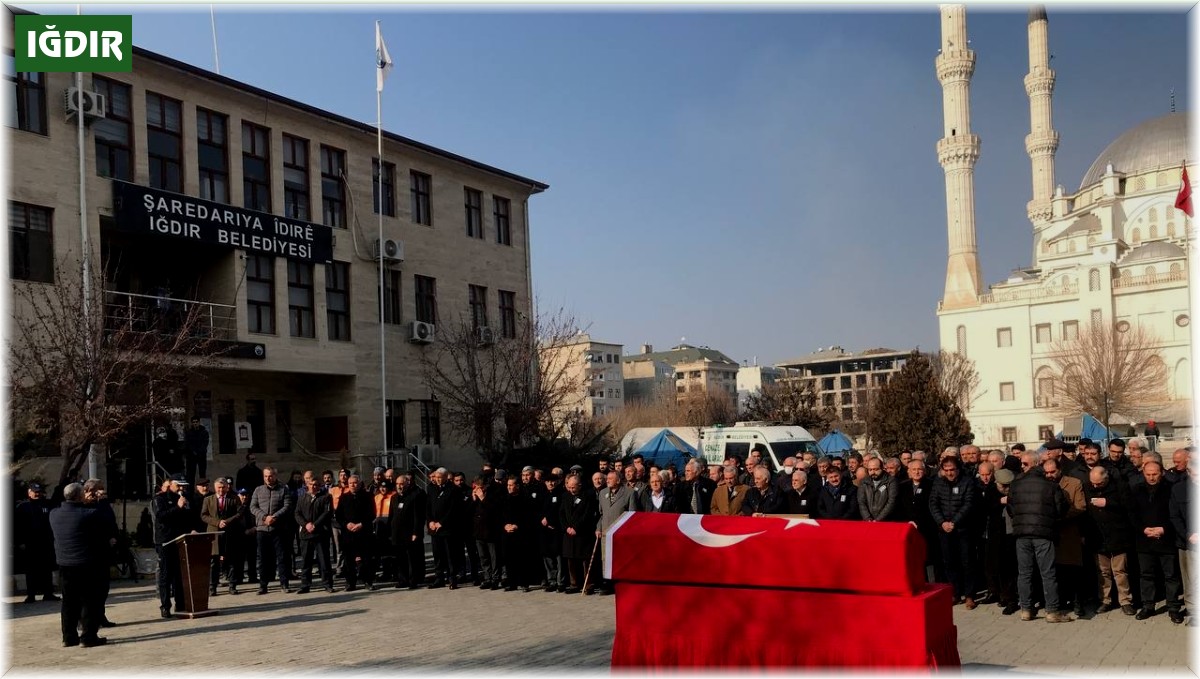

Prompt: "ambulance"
[697,422,821,471]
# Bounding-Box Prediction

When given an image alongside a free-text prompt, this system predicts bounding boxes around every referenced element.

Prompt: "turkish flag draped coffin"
[605,512,926,595]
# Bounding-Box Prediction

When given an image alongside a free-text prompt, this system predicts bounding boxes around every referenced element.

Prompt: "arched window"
[1168,222,1176,238]
[1135,177,1146,192]
[1171,262,1183,274]
[1131,228,1142,244]
[1088,269,1101,291]
[1149,207,1159,222]
[956,325,967,357]
[1150,224,1159,239]
[1120,270,1132,284]
[1034,366,1057,408]
[1069,240,1077,253]
[1176,358,1192,399]
[1146,265,1157,277]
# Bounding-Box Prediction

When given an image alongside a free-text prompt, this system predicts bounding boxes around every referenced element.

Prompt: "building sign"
[15,15,132,73]
[112,181,333,264]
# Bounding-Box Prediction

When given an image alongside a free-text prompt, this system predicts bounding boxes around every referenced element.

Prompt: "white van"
[697,423,820,471]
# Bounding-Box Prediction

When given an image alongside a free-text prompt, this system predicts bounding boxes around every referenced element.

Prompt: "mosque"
[934,5,1194,447]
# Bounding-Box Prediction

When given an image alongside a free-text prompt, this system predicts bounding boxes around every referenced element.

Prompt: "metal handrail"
[103,289,237,342]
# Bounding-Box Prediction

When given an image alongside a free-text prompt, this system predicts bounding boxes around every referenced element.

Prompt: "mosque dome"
[1079,113,1191,190]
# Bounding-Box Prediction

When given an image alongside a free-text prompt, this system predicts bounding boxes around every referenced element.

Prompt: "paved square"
[3,579,1194,673]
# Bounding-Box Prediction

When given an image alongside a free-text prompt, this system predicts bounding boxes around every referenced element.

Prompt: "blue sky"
[22,4,1191,365]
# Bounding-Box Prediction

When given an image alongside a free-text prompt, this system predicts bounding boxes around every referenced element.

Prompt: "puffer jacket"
[929,475,976,531]
[857,473,897,521]
[1007,469,1065,540]
[249,482,294,532]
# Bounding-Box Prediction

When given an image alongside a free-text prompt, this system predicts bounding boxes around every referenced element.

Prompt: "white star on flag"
[376,21,393,93]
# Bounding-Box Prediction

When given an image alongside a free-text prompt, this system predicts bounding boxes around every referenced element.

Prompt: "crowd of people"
[12,435,1197,648]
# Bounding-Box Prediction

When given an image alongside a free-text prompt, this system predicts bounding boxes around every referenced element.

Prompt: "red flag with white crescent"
[1175,166,1193,217]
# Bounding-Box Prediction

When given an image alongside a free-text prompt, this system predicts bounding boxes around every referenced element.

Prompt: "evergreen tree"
[865,351,973,453]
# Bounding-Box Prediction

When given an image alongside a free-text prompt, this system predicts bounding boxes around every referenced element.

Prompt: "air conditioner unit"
[374,238,404,262]
[477,326,495,346]
[416,444,440,466]
[409,320,435,344]
[64,87,106,120]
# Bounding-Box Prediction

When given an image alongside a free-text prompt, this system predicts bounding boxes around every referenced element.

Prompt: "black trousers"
[395,535,426,587]
[156,544,185,611]
[984,534,1018,605]
[430,531,462,583]
[299,536,333,588]
[25,552,55,596]
[462,535,481,580]
[210,548,244,589]
[500,535,529,587]
[243,532,259,583]
[256,531,290,588]
[341,531,374,587]
[939,532,974,599]
[60,565,99,643]
[1140,551,1182,612]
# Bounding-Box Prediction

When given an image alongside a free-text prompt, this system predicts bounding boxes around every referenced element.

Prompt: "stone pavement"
[2,580,1194,674]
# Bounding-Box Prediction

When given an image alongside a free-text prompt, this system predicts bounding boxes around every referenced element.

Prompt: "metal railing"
[978,283,1079,306]
[1112,270,1188,289]
[103,290,237,342]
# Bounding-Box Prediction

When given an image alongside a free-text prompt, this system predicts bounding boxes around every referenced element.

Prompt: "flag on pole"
[376,21,393,93]
[1175,164,1193,217]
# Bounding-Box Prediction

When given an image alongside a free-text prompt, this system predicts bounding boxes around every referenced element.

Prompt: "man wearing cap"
[153,475,195,617]
[985,468,1019,614]
[201,478,243,595]
[15,482,59,603]
[249,467,295,594]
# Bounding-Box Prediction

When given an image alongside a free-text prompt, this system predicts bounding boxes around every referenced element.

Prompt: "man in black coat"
[471,476,503,590]
[183,417,210,487]
[930,456,977,606]
[294,471,334,593]
[1169,458,1195,621]
[1083,465,1136,615]
[389,473,427,590]
[426,468,463,589]
[537,474,567,592]
[15,483,58,602]
[234,453,262,499]
[742,467,784,516]
[1008,452,1071,623]
[1130,461,1183,622]
[896,460,939,581]
[153,475,195,618]
[333,475,375,591]
[783,469,820,515]
[674,458,715,515]
[499,476,535,591]
[816,467,858,520]
[559,474,598,594]
[49,483,108,647]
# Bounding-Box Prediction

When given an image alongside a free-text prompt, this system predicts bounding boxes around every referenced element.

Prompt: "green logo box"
[15,15,132,72]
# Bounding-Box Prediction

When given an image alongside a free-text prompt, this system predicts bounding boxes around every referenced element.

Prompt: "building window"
[415,275,437,324]
[379,269,402,325]
[840,376,851,390]
[420,400,441,445]
[469,284,488,329]
[386,400,406,450]
[1088,268,1101,291]
[197,108,229,203]
[7,66,46,134]
[320,145,346,228]
[325,261,350,341]
[997,327,1012,347]
[1035,324,1051,344]
[465,188,483,239]
[242,122,271,212]
[1000,382,1015,402]
[1001,427,1018,443]
[410,171,432,226]
[956,325,967,356]
[275,400,292,453]
[1038,425,1055,441]
[92,76,132,180]
[287,261,315,338]
[841,392,853,405]
[822,377,834,391]
[841,407,853,421]
[499,290,517,339]
[494,196,511,245]
[282,134,310,221]
[246,255,275,334]
[8,202,53,283]
[1062,320,1079,341]
[146,92,183,192]
[373,159,395,217]
[1091,309,1103,328]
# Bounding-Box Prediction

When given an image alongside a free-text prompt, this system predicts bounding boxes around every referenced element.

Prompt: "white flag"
[375,21,393,93]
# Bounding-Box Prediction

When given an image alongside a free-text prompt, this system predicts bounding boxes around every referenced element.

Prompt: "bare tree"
[419,306,593,464]
[1046,321,1169,421]
[930,350,983,412]
[8,259,226,489]
[740,380,835,435]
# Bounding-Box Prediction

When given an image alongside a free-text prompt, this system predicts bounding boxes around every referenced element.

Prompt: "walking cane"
[581,536,601,596]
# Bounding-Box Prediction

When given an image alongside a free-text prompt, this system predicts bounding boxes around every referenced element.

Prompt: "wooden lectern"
[165,532,222,619]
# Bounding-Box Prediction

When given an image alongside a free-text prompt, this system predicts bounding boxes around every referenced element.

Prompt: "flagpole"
[377,20,388,465]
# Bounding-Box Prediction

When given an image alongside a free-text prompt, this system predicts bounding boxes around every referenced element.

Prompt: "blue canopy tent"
[1054,413,1113,446]
[634,429,699,470]
[817,430,855,456]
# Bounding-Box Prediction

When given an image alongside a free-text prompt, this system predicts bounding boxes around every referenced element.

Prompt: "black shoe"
[229,585,239,595]
[42,594,60,602]
[296,587,310,594]
[63,639,80,647]
[80,637,107,648]
[448,582,458,590]
[1122,605,1136,616]
[1097,603,1115,613]
[282,584,292,594]
[428,580,446,589]
[1170,611,1185,624]
[522,586,532,593]
[160,607,172,619]
[23,595,37,604]
[209,587,217,596]
[557,585,568,593]
[324,585,335,593]
[99,619,117,628]
[1002,603,1019,615]
[1135,608,1154,620]
[564,587,580,594]
[504,585,517,591]
[346,584,358,592]
[408,584,421,590]
[257,588,268,595]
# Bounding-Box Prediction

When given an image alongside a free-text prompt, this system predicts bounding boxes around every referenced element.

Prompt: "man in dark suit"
[49,483,108,648]
[389,473,427,589]
[201,478,243,595]
[294,470,334,593]
[674,458,715,515]
[1131,461,1183,622]
[334,474,376,592]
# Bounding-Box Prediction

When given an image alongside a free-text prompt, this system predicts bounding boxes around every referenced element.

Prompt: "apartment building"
[624,343,739,406]
[541,335,625,422]
[6,17,547,491]
[776,347,910,425]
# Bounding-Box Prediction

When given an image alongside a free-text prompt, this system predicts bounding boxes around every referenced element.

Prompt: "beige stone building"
[541,335,625,425]
[623,344,739,406]
[777,347,910,425]
[6,21,547,492]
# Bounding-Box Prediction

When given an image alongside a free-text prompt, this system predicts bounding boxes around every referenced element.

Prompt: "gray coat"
[596,485,634,534]
[250,482,294,532]
[858,474,897,521]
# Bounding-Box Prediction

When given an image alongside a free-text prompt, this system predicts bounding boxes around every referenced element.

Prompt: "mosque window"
[1134,177,1146,192]
[1167,222,1176,238]
[1149,207,1158,222]
[1149,225,1159,239]
[1158,171,1170,187]
[1171,262,1183,275]
[1120,270,1132,284]
[1145,266,1157,277]
[956,326,967,356]
[1088,269,1101,291]
[1131,228,1141,244]
[1068,241,1077,253]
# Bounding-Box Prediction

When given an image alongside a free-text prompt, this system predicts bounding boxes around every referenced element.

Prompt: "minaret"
[1025,6,1059,251]
[936,4,983,310]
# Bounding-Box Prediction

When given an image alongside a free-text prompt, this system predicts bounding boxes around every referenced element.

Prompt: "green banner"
[15,15,133,73]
